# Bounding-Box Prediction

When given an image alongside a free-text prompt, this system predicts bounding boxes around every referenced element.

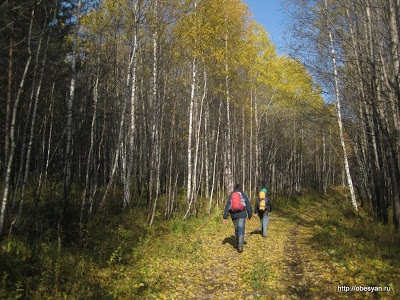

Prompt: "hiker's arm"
[253,198,259,216]
[222,196,231,220]
[244,195,252,218]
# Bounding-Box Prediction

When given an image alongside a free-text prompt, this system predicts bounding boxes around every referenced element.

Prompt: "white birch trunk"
[17,25,48,225]
[186,58,196,204]
[148,1,160,225]
[325,0,358,211]
[208,102,222,213]
[123,0,139,209]
[249,87,253,195]
[204,100,210,200]
[224,32,233,191]
[80,61,99,226]
[184,58,197,220]
[0,7,34,234]
[100,46,128,209]
[242,107,245,189]
[63,0,82,208]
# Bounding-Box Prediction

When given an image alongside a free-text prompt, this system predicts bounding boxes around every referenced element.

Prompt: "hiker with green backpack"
[254,187,272,238]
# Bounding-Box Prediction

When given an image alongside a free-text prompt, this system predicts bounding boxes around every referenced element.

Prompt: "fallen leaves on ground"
[105,199,399,299]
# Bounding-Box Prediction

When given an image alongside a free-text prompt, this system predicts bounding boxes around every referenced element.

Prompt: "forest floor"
[95,191,399,299]
[2,190,399,299]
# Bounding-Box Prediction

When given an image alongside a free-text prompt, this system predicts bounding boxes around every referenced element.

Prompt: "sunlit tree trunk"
[208,102,222,213]
[123,0,140,210]
[249,86,254,195]
[185,57,197,218]
[224,31,233,191]
[204,99,210,202]
[191,69,206,216]
[324,0,357,211]
[148,0,160,225]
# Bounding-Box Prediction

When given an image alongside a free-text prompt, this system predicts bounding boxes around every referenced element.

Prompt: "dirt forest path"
[144,201,354,300]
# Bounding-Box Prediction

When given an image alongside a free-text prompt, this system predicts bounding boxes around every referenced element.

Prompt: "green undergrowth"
[276,187,400,297]
[122,212,223,298]
[1,188,399,298]
[0,204,222,299]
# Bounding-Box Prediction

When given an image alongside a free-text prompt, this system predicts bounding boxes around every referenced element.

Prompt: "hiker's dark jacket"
[223,189,252,220]
[254,195,272,217]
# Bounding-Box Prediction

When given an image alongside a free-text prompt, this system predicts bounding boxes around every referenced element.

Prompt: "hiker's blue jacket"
[223,189,253,220]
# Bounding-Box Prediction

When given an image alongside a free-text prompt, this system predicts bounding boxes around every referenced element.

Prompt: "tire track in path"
[284,223,309,299]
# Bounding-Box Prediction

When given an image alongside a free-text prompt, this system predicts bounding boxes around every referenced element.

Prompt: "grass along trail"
[1,191,398,298]
[106,194,399,299]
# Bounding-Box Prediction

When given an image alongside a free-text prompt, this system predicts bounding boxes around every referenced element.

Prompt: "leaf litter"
[110,199,399,299]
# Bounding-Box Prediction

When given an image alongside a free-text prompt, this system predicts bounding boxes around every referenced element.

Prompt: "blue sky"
[242,0,288,54]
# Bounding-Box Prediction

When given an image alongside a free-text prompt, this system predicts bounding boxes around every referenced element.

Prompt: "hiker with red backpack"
[254,187,272,238]
[223,183,252,253]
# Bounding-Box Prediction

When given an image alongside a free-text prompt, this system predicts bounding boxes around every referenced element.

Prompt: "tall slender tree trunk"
[185,66,206,219]
[249,86,254,195]
[325,0,357,211]
[387,0,400,228]
[204,99,210,202]
[17,23,49,226]
[80,61,99,227]
[5,33,13,168]
[166,96,178,218]
[208,102,222,213]
[100,48,128,210]
[124,0,139,209]
[62,0,82,222]
[0,6,35,235]
[224,32,233,191]
[186,57,197,216]
[148,0,160,225]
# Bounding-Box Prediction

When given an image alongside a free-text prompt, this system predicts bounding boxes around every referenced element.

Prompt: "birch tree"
[0,5,35,234]
[322,1,355,211]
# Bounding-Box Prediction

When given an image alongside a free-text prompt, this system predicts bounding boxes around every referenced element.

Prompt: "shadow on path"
[222,235,236,249]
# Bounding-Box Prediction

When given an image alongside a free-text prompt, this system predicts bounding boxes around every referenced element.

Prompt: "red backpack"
[230,191,245,212]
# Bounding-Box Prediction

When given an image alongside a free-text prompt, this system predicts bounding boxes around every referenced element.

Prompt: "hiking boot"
[238,246,243,253]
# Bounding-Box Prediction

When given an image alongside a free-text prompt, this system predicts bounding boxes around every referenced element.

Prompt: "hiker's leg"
[237,218,245,248]
[232,219,239,247]
[262,213,269,237]
[260,217,263,235]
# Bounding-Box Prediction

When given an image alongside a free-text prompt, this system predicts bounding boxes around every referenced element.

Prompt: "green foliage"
[243,260,273,290]
[106,246,122,266]
[0,237,32,298]
[170,219,188,234]
[307,190,400,296]
[1,189,399,298]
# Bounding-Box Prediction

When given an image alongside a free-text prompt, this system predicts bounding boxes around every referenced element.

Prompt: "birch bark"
[124,0,139,209]
[0,7,34,234]
[324,0,357,211]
